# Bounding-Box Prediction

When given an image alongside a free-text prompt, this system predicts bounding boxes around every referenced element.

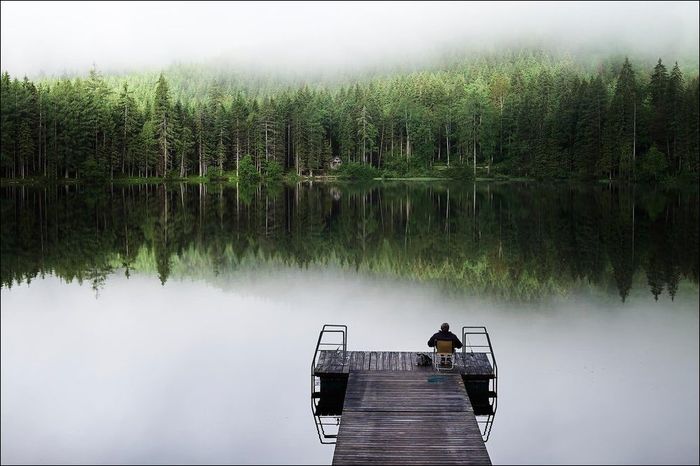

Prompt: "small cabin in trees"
[330,157,343,170]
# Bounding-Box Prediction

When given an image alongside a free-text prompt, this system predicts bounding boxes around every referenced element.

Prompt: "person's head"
[440,322,450,332]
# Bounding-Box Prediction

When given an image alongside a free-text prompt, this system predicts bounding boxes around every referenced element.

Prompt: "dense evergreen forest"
[1,52,698,182]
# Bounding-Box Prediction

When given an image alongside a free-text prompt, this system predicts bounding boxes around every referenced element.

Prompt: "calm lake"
[1,181,698,464]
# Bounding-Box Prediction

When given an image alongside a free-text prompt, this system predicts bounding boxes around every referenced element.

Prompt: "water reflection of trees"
[1,182,697,301]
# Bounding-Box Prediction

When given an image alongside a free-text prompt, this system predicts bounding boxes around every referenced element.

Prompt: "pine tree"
[574,77,607,178]
[116,83,138,177]
[356,105,377,164]
[686,78,700,174]
[607,58,639,180]
[18,122,34,179]
[153,73,172,177]
[0,72,15,178]
[648,59,670,159]
[667,63,684,173]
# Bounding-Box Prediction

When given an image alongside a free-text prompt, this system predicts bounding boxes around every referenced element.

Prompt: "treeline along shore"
[1,51,698,184]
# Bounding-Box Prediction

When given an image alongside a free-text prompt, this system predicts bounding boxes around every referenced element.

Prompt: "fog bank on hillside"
[1,1,698,77]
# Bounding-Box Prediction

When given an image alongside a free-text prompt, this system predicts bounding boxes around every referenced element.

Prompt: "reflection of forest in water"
[1,182,698,301]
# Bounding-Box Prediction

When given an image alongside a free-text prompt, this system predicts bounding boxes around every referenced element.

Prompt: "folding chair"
[434,339,454,371]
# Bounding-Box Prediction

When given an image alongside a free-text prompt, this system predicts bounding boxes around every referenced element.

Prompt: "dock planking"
[331,371,491,465]
[314,350,494,379]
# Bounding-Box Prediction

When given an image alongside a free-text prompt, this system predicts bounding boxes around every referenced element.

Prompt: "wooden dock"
[332,372,491,465]
[314,350,495,379]
[311,326,497,465]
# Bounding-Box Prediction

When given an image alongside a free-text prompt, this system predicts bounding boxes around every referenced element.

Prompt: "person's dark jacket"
[427,330,463,350]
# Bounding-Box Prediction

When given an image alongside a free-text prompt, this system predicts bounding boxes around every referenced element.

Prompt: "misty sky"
[1,1,699,77]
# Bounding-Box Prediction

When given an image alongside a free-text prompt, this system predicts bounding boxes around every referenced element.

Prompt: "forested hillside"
[1,51,698,182]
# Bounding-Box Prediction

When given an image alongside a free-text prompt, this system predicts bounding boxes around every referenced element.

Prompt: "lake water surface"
[1,182,698,464]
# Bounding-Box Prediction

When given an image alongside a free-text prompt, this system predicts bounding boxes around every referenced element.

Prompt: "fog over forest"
[2,1,699,184]
[1,1,699,78]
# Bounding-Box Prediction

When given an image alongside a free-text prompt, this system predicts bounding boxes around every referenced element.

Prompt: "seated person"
[427,322,463,352]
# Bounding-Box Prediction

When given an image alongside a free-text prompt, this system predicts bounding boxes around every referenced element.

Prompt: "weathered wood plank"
[332,371,491,465]
[354,351,364,372]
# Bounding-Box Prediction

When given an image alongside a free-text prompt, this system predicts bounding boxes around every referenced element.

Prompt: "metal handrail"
[313,414,340,444]
[477,413,495,442]
[461,326,497,375]
[311,324,347,382]
[310,324,348,443]
[461,326,498,442]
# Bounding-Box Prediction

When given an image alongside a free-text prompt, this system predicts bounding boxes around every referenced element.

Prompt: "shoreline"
[1,176,696,189]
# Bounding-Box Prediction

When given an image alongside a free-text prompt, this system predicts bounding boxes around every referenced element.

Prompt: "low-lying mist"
[2,269,698,464]
[2,2,698,79]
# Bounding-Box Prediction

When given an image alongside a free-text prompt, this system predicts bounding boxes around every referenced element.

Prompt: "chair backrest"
[436,339,453,354]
